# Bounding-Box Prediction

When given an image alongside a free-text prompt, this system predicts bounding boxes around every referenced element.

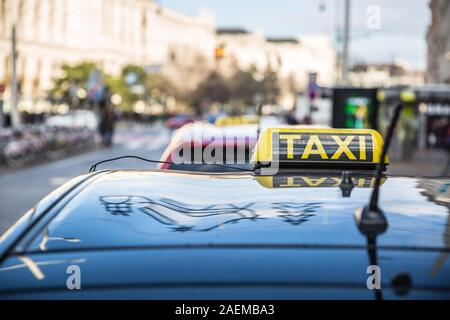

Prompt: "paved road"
[0,123,171,234]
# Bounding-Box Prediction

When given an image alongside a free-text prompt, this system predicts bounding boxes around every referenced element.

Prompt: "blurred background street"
[0,0,449,233]
[0,122,170,232]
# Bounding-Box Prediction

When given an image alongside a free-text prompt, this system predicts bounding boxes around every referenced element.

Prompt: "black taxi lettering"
[272,176,376,188]
[276,133,372,162]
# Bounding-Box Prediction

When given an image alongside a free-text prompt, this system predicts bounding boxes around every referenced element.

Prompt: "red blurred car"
[165,114,197,130]
[158,123,258,172]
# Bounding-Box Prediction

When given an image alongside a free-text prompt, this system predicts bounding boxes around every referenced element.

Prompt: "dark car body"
[0,169,449,299]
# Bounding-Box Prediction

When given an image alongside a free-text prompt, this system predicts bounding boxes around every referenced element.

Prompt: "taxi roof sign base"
[339,171,355,198]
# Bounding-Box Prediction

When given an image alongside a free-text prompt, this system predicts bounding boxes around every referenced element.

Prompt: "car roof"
[1,170,449,299]
[13,170,450,254]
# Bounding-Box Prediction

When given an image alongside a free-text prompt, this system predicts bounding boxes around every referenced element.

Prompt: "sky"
[158,0,431,70]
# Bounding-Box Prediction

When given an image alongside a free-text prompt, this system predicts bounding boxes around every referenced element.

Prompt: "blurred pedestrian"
[285,110,299,125]
[99,107,116,147]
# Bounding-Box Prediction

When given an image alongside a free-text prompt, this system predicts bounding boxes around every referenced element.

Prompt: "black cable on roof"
[88,155,257,173]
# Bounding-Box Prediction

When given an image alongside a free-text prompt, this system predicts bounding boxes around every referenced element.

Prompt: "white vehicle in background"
[45,110,98,131]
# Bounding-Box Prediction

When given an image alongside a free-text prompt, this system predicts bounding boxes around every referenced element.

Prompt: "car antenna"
[354,102,403,236]
[355,102,403,301]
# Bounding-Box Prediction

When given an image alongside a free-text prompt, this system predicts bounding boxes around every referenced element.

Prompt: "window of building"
[62,0,67,34]
[49,0,55,35]
[141,9,147,44]
[0,0,6,36]
[102,0,115,37]
[34,0,40,39]
[18,0,25,26]
[4,55,11,83]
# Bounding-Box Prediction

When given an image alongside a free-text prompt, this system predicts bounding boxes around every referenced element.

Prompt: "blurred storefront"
[319,84,450,163]
[378,85,450,161]
[331,87,379,129]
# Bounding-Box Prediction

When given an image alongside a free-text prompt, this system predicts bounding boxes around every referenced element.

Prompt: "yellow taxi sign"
[251,128,387,168]
[215,115,259,127]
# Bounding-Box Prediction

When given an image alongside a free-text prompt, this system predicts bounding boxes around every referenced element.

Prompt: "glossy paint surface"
[0,170,449,299]
[20,171,450,251]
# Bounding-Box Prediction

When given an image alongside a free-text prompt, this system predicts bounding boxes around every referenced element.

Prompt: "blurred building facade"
[0,0,215,110]
[348,60,425,88]
[215,28,269,77]
[216,29,336,107]
[146,6,215,93]
[0,0,337,112]
[427,0,450,83]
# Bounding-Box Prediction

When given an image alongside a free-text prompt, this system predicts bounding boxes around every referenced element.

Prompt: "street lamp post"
[341,0,351,85]
[10,0,21,127]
